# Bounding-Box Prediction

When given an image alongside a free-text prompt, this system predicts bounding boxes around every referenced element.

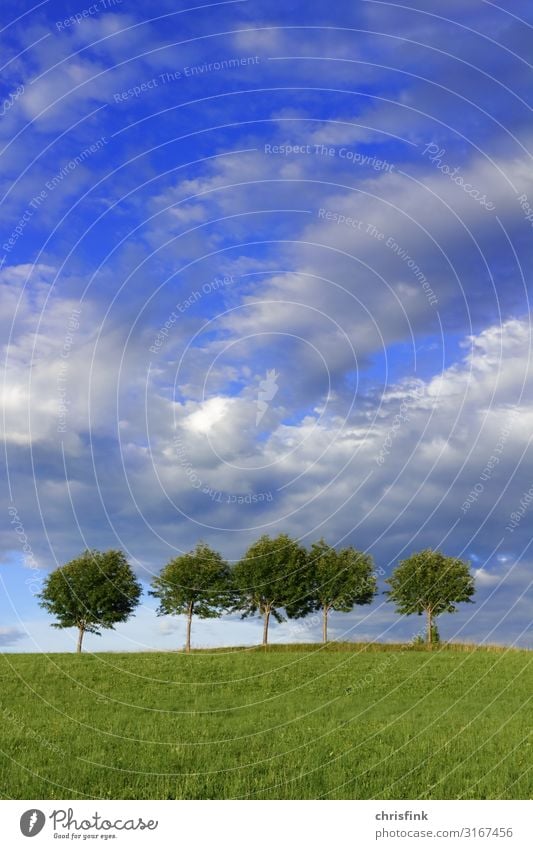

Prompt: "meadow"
[0,644,530,799]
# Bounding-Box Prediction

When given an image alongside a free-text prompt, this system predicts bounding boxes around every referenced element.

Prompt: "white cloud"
[473,568,500,587]
[0,626,26,646]
[183,396,231,435]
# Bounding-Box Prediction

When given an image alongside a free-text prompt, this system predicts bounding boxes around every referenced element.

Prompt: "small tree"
[150,543,231,652]
[309,539,377,642]
[232,534,312,646]
[386,549,475,646]
[38,549,142,652]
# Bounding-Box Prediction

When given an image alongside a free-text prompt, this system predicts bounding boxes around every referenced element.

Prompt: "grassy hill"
[0,643,530,799]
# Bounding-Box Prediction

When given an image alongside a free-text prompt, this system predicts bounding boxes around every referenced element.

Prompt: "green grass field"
[0,644,530,799]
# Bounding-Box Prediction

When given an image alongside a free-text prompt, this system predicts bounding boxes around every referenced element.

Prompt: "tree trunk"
[185,605,193,653]
[77,625,85,653]
[262,607,271,646]
[322,606,328,643]
[426,608,433,647]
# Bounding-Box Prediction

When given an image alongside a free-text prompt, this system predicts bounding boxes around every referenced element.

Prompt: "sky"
[1,0,532,652]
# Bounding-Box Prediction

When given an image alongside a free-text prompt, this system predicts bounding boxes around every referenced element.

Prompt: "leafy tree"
[150,542,231,652]
[38,549,142,652]
[386,549,475,646]
[309,539,377,642]
[232,534,312,645]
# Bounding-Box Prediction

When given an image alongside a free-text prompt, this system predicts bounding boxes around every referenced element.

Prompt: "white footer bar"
[3,800,531,848]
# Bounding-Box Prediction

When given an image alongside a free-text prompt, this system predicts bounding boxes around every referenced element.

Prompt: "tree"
[38,549,142,652]
[232,533,313,646]
[386,549,475,646]
[309,539,377,642]
[150,542,231,652]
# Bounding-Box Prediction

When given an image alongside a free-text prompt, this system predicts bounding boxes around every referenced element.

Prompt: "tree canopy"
[38,549,142,652]
[309,539,377,642]
[232,533,313,645]
[150,542,231,651]
[386,549,475,645]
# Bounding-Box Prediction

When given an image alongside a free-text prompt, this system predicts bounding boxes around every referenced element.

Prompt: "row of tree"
[38,535,475,652]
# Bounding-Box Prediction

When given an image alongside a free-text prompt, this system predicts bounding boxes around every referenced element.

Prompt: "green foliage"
[150,542,231,618]
[386,549,475,643]
[306,539,377,641]
[150,543,231,650]
[386,549,475,616]
[38,549,142,639]
[309,539,377,613]
[232,533,312,624]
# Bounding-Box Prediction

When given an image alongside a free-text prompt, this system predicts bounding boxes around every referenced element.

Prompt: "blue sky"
[1,0,532,651]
